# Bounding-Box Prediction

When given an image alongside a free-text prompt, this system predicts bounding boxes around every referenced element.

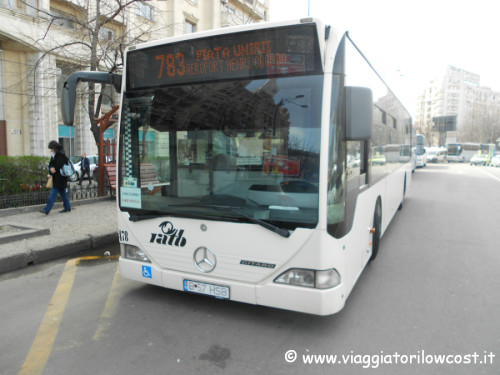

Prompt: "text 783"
[155,53,186,78]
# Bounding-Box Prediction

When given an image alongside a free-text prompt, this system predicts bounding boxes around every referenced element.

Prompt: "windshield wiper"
[129,212,165,222]
[229,207,290,238]
[168,203,290,238]
[128,210,233,223]
[129,204,291,238]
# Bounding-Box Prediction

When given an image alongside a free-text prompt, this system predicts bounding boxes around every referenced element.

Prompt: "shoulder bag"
[60,159,75,177]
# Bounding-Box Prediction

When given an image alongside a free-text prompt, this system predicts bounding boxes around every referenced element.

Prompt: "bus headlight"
[315,269,341,289]
[274,268,340,289]
[122,244,151,263]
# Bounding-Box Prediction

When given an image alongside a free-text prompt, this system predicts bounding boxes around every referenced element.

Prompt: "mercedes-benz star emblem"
[193,246,217,273]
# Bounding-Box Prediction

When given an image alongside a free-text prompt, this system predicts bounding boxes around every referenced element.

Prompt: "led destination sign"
[127,24,322,90]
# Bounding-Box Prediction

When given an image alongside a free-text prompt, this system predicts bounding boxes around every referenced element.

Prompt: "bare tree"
[20,0,165,145]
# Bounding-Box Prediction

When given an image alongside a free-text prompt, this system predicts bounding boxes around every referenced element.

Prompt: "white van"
[426,147,447,163]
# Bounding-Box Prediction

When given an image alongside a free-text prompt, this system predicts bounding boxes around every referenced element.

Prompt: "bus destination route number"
[127,24,322,90]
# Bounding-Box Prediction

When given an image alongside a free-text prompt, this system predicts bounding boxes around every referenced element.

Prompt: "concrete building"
[0,0,269,157]
[415,65,500,145]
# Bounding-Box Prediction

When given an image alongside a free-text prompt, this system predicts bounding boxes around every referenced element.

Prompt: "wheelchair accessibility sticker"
[142,265,152,278]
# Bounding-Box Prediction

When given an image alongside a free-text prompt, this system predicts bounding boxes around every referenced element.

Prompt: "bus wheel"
[370,200,382,262]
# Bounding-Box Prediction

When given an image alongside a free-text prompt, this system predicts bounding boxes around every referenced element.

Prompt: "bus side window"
[346,141,361,187]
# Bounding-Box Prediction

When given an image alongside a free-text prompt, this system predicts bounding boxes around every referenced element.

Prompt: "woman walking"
[40,140,72,214]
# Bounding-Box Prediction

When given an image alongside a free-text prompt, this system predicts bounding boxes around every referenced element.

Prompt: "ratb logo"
[150,221,187,247]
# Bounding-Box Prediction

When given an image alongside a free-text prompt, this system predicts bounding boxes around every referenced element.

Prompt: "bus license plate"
[183,280,230,299]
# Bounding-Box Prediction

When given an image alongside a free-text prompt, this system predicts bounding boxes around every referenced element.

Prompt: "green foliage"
[0,156,50,195]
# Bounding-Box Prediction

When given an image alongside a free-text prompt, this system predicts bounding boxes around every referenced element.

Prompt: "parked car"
[69,155,98,182]
[489,154,500,167]
[426,147,447,163]
[470,152,490,166]
[371,154,386,166]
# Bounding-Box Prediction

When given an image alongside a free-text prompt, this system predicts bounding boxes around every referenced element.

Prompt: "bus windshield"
[118,75,323,230]
[447,144,461,156]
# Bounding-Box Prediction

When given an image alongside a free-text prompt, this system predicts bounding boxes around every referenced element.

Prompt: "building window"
[51,9,77,29]
[3,0,16,9]
[137,1,153,21]
[100,85,114,107]
[222,4,236,14]
[99,27,115,41]
[58,125,75,157]
[184,20,196,33]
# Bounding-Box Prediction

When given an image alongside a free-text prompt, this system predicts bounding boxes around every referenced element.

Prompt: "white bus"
[415,134,427,167]
[446,143,465,163]
[462,143,481,162]
[61,18,412,315]
[455,143,496,163]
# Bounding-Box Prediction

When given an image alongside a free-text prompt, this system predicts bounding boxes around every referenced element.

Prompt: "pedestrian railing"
[0,184,113,209]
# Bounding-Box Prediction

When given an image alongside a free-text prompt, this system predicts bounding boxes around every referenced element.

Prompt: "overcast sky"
[270,0,500,116]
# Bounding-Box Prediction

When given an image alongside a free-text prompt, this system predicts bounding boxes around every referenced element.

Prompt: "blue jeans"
[43,187,71,213]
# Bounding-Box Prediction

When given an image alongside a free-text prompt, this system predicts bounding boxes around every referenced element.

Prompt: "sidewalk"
[0,197,118,274]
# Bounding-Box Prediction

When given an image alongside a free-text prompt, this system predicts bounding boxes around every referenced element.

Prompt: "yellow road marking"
[75,255,120,265]
[19,254,121,373]
[19,259,78,375]
[93,265,122,341]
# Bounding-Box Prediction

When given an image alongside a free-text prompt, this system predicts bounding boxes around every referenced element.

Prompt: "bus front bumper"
[119,258,346,316]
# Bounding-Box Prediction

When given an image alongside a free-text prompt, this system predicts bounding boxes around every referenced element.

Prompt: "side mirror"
[61,71,122,125]
[345,86,373,140]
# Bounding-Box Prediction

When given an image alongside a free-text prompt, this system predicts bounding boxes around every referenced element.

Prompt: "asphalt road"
[1,163,499,375]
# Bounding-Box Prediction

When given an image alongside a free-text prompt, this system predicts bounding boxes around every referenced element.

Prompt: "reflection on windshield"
[119,75,323,230]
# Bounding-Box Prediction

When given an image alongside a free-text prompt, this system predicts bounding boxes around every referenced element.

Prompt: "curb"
[0,253,30,275]
[0,224,50,245]
[0,232,118,274]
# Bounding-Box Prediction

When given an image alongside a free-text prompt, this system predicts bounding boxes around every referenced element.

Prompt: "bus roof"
[127,18,329,54]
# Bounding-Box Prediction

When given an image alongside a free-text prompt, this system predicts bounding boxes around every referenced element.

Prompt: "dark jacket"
[81,157,90,171]
[49,151,69,189]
